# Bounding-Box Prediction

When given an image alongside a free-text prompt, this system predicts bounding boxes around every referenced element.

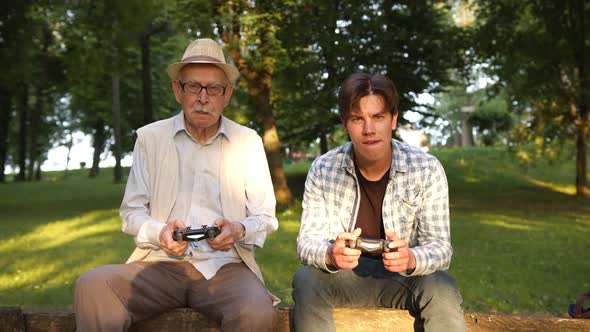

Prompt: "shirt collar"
[173,111,230,143]
[340,139,408,175]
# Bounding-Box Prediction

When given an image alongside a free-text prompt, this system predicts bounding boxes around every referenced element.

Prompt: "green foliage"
[472,0,590,193]
[468,91,513,146]
[276,1,467,151]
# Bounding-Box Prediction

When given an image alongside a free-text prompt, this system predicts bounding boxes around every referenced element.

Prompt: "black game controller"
[345,237,396,255]
[173,225,221,242]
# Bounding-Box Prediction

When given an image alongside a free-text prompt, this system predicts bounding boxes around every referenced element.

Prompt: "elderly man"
[74,38,278,332]
[292,73,466,331]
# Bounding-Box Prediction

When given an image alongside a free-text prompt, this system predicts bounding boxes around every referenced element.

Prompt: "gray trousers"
[292,257,467,332]
[74,261,274,332]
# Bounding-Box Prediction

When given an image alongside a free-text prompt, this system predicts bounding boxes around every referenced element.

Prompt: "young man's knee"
[418,271,463,305]
[293,266,327,298]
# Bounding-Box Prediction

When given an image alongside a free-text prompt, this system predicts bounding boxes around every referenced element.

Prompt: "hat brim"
[167,61,240,84]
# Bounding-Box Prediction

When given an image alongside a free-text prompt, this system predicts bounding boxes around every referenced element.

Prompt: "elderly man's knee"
[75,265,118,294]
[243,299,274,322]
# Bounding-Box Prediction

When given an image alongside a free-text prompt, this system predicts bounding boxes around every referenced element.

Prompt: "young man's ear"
[390,112,399,131]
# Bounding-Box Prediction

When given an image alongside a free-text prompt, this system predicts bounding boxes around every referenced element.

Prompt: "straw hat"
[167,38,240,83]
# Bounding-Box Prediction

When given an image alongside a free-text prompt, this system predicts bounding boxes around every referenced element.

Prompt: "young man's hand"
[208,218,245,251]
[159,219,189,256]
[326,228,362,269]
[382,229,416,273]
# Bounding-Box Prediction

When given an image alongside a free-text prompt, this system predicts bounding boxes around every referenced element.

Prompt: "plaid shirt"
[297,139,452,276]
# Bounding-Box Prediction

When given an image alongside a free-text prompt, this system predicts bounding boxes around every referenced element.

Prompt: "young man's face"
[344,94,398,166]
[172,64,233,139]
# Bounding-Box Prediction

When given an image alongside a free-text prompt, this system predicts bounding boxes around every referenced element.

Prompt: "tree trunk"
[35,159,41,181]
[574,0,589,197]
[0,87,11,183]
[454,124,462,147]
[112,74,123,184]
[140,21,166,126]
[63,131,73,178]
[319,131,328,155]
[111,27,123,184]
[16,84,28,181]
[255,91,293,208]
[461,115,474,147]
[89,117,105,178]
[141,32,153,125]
[575,109,589,196]
[111,74,123,183]
[223,2,293,208]
[27,87,41,181]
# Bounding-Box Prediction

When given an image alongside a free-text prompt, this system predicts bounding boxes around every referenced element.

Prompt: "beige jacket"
[121,114,278,292]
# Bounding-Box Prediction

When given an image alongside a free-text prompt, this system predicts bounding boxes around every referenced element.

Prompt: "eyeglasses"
[178,81,227,96]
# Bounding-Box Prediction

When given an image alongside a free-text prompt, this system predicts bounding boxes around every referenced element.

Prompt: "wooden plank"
[130,308,294,332]
[334,307,415,332]
[0,306,25,332]
[465,312,590,331]
[129,308,219,332]
[9,306,590,332]
[23,309,75,332]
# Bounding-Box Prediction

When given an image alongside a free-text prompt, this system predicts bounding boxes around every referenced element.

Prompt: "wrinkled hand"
[208,218,245,251]
[159,219,188,256]
[382,230,416,273]
[326,228,362,270]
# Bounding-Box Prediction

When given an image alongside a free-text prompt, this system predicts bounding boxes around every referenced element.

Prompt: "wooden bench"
[2,306,589,331]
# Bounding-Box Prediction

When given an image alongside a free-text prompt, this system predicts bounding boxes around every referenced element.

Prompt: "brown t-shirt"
[354,165,389,240]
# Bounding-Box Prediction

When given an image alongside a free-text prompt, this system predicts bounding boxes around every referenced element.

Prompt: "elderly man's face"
[173,64,233,141]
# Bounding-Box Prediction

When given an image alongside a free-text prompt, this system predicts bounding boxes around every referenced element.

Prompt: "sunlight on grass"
[480,219,534,231]
[0,209,120,253]
[465,211,567,233]
[0,208,130,307]
[525,176,576,195]
[258,217,301,306]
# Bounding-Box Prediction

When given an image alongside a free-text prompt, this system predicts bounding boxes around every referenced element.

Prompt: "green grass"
[0,149,588,317]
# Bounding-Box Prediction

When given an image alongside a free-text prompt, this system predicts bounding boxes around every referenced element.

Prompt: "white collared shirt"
[122,113,240,279]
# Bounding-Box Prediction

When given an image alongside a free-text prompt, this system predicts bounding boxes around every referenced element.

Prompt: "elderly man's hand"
[207,218,245,251]
[159,219,189,256]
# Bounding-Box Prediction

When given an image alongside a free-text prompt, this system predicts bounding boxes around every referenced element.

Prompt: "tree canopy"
[1,0,587,198]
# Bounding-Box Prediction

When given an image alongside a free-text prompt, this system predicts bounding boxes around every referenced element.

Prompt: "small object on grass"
[569,291,590,319]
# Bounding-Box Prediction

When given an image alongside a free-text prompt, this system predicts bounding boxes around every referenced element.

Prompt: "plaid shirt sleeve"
[405,157,452,276]
[297,157,335,272]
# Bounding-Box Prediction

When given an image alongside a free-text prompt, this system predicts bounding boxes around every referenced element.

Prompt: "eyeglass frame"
[178,80,228,96]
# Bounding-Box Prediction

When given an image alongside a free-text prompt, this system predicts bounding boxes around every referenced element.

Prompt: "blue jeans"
[292,257,466,332]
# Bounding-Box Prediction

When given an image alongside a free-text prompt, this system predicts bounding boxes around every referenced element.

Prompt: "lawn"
[0,146,588,317]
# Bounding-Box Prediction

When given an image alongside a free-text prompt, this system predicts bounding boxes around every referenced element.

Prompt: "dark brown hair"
[338,73,399,124]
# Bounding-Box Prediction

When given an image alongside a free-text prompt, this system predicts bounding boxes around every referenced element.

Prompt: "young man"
[74,38,278,331]
[293,73,466,331]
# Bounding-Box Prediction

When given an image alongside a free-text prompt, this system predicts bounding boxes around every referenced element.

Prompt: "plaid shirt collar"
[339,139,410,176]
